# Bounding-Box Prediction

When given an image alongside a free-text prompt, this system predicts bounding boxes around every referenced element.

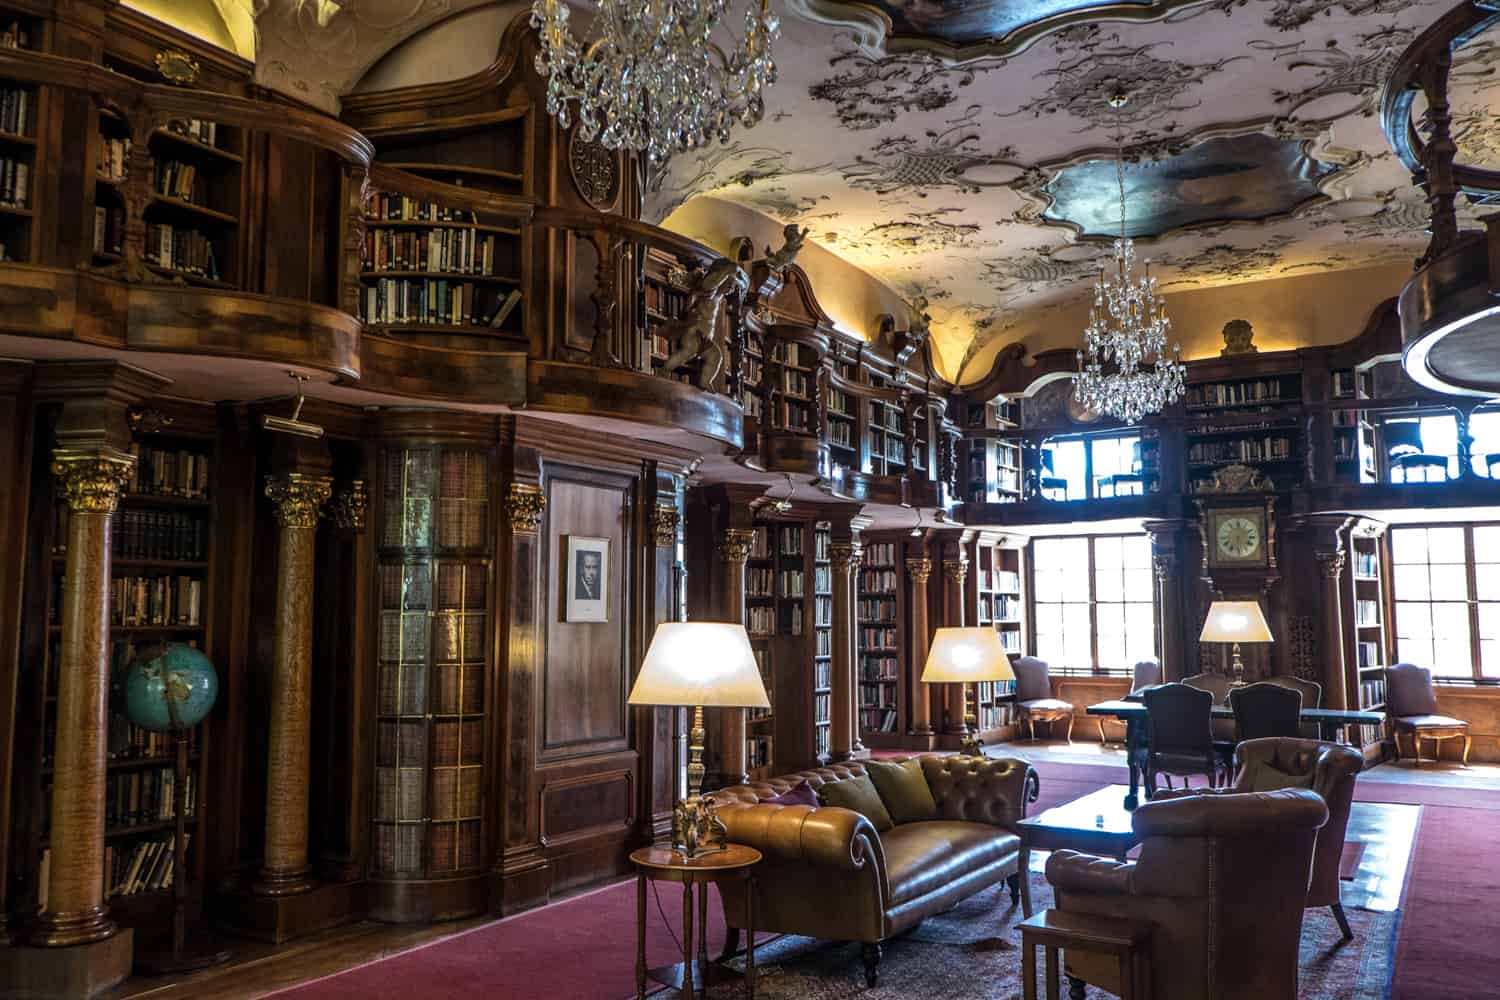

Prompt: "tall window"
[1041,433,1144,500]
[1390,524,1500,680]
[1471,409,1500,479]
[1385,413,1459,483]
[1033,534,1156,674]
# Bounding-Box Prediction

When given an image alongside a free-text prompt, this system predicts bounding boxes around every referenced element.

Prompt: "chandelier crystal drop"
[530,0,779,164]
[1074,97,1186,425]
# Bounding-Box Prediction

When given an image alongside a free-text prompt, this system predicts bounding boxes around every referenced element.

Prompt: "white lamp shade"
[1199,601,1274,644]
[627,622,771,709]
[921,627,1015,683]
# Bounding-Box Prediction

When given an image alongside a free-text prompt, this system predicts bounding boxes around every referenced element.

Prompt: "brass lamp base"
[671,794,727,859]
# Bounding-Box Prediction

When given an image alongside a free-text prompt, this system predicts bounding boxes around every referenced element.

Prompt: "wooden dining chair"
[1264,675,1322,739]
[1141,682,1224,794]
[1229,682,1303,742]
[1095,659,1161,744]
[1386,663,1470,765]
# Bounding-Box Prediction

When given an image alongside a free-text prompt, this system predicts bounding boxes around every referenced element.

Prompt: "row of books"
[865,542,897,566]
[1354,549,1380,578]
[860,625,897,648]
[0,155,28,208]
[747,567,774,597]
[883,438,906,464]
[815,528,831,561]
[0,18,31,49]
[93,205,125,255]
[815,723,830,760]
[746,735,772,770]
[777,401,812,433]
[1186,378,1297,409]
[860,707,898,733]
[0,85,28,136]
[814,660,831,691]
[742,392,762,420]
[860,659,898,684]
[815,629,832,657]
[36,835,192,910]
[102,767,196,828]
[1352,723,1385,749]
[829,388,854,418]
[984,569,1022,593]
[358,278,510,328]
[1356,640,1382,669]
[144,222,220,280]
[52,506,207,563]
[130,443,211,499]
[869,403,903,433]
[783,604,804,636]
[814,565,832,595]
[1355,599,1381,627]
[778,569,804,598]
[746,605,775,636]
[642,279,688,319]
[167,118,221,148]
[782,369,811,398]
[857,596,896,620]
[830,421,855,449]
[362,228,506,276]
[1187,435,1293,464]
[773,525,803,555]
[743,356,763,389]
[110,574,203,627]
[1358,677,1388,709]
[367,194,476,223]
[1332,369,1358,399]
[154,159,203,204]
[814,594,832,627]
[860,568,898,593]
[999,630,1023,653]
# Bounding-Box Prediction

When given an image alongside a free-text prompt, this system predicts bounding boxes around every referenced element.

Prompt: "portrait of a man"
[565,536,610,622]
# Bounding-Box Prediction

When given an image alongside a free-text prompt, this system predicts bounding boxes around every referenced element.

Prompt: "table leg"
[682,881,695,999]
[636,874,647,1000]
[1124,716,1143,810]
[1019,845,1034,918]
[1119,950,1135,1000]
[1022,936,1037,1000]
[697,880,709,997]
[1045,944,1061,1000]
[746,875,756,1000]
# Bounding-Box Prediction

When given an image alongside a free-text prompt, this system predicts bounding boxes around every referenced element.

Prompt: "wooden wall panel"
[541,470,633,756]
[1434,687,1500,763]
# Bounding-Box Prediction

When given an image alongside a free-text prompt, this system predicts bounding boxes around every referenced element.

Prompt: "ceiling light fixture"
[530,0,779,164]
[1073,91,1186,425]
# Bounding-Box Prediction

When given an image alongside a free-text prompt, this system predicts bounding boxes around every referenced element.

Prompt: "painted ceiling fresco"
[646,0,1500,380]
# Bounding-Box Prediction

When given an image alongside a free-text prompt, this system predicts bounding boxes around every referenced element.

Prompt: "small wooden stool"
[1019,909,1152,1000]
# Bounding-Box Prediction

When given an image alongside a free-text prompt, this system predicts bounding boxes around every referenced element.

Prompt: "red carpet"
[265,757,1500,1000]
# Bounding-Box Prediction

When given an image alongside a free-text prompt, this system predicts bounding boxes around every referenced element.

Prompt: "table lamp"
[1199,600,1274,684]
[920,627,1015,756]
[628,621,770,858]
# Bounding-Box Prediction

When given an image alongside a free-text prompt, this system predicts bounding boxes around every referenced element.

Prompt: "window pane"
[1122,535,1152,569]
[1393,563,1430,601]
[1095,568,1123,602]
[1471,413,1500,477]
[1428,526,1466,564]
[1434,637,1473,675]
[1431,563,1468,601]
[1473,525,1500,555]
[1123,568,1153,598]
[1391,527,1428,564]
[1094,536,1122,570]
[1396,602,1432,639]
[1481,602,1500,639]
[1481,639,1500,678]
[1041,440,1088,500]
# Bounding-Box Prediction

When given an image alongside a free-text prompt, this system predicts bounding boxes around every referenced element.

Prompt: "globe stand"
[134,729,230,975]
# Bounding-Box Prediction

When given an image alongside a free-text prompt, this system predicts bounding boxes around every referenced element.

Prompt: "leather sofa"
[711,755,1038,986]
[1047,788,1329,1000]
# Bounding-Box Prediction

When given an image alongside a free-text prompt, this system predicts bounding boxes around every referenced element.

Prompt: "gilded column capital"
[830,540,863,572]
[1317,549,1346,580]
[322,480,367,531]
[905,557,933,584]
[652,505,681,547]
[504,483,546,534]
[265,472,333,529]
[942,557,969,584]
[718,527,756,565]
[52,448,136,514]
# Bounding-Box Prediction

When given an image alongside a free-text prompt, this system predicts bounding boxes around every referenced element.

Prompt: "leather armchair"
[1047,788,1329,1000]
[714,755,1038,986]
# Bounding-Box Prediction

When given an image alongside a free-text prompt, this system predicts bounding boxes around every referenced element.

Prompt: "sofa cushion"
[881,821,1020,905]
[817,774,894,832]
[865,759,938,825]
[1020,698,1073,713]
[763,780,818,808]
[1248,762,1315,793]
[1393,714,1468,729]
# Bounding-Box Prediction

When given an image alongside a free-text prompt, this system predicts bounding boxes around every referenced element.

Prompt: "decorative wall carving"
[505,483,546,535]
[570,134,620,210]
[265,472,334,529]
[53,449,136,514]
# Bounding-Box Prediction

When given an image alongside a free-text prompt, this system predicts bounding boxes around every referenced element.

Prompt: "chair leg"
[861,942,882,988]
[1064,714,1074,745]
[1028,717,1036,742]
[1097,717,1107,745]
[1463,734,1472,766]
[720,926,740,961]
[1331,903,1353,941]
[1007,871,1021,907]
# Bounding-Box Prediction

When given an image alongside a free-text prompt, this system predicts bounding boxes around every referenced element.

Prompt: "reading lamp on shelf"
[921,627,1015,756]
[627,621,770,859]
[1200,600,1274,685]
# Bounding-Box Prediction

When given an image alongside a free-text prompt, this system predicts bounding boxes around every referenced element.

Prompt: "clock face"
[1216,516,1262,560]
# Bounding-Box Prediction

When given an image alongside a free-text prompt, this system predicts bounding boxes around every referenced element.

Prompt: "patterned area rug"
[689,875,1395,999]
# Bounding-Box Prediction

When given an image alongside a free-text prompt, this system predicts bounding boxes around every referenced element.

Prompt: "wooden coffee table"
[1016,785,1138,918]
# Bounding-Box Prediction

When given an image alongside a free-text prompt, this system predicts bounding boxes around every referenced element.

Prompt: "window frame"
[1389,521,1500,683]
[1030,532,1157,677]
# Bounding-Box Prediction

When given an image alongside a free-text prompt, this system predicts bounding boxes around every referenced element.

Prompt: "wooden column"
[1144,520,1189,681]
[641,489,682,843]
[905,555,935,741]
[941,556,969,736]
[1317,547,1350,711]
[830,539,861,761]
[254,463,333,896]
[717,528,754,787]
[31,447,135,947]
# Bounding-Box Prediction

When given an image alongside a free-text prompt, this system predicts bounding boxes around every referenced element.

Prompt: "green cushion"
[816,773,894,832]
[1249,762,1315,793]
[864,758,938,825]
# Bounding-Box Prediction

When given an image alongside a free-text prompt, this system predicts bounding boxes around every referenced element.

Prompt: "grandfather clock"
[1193,465,1280,681]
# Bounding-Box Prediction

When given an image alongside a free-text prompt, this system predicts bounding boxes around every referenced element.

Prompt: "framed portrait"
[564,536,610,622]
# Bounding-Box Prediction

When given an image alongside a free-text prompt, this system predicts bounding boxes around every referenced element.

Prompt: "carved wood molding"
[323,480,368,531]
[505,483,546,535]
[265,472,334,529]
[52,448,136,514]
[719,528,756,565]
[651,505,680,548]
[905,557,932,584]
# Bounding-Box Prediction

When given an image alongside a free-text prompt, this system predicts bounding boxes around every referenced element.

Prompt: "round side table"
[630,843,762,1000]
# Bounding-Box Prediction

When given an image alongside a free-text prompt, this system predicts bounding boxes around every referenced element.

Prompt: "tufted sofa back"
[712,755,1038,830]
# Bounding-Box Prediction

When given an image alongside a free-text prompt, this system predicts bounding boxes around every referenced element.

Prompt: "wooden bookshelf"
[856,538,902,745]
[28,428,216,928]
[972,538,1024,742]
[963,397,1022,504]
[373,443,491,881]
[0,8,39,263]
[1344,522,1390,761]
[812,522,833,764]
[1183,373,1305,493]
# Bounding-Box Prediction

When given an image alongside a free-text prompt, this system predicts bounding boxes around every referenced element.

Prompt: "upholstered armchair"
[1155,737,1363,939]
[1095,659,1161,744]
[1014,655,1074,742]
[1386,663,1470,765]
[1046,788,1329,999]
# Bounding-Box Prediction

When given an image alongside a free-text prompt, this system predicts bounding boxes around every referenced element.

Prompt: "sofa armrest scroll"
[718,803,884,872]
[1045,849,1135,895]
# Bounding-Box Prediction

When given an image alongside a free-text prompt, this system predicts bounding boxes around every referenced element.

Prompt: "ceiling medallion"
[1073,92,1186,425]
[530,0,780,163]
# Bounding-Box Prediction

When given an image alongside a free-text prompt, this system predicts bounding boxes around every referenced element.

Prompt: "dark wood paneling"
[541,468,633,756]
[540,768,633,846]
[0,367,34,937]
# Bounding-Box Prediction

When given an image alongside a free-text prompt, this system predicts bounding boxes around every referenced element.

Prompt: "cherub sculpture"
[661,257,738,390]
[764,224,809,272]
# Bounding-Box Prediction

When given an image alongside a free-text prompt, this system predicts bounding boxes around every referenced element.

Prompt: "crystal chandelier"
[530,0,779,164]
[1074,95,1186,425]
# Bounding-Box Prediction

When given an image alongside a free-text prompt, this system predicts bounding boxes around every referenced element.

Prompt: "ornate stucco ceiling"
[643,0,1500,380]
